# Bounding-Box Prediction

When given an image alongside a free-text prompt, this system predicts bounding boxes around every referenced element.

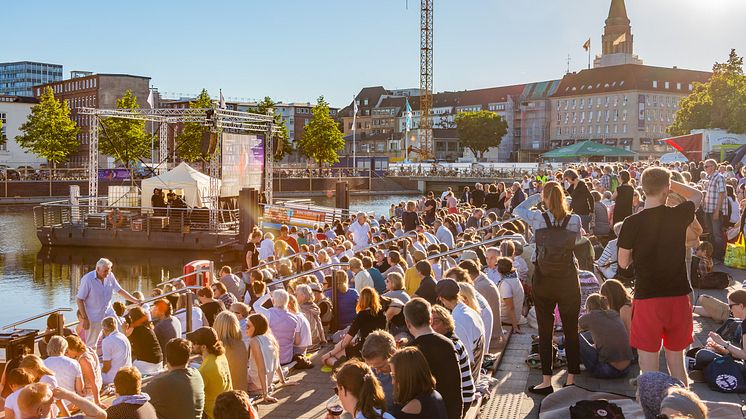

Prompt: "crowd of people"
[4,158,746,418]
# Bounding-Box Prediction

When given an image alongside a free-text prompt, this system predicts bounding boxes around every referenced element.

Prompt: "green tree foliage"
[16,86,79,164]
[296,96,345,167]
[454,110,509,159]
[99,90,151,168]
[175,89,212,162]
[249,96,292,162]
[0,118,4,146]
[669,49,746,135]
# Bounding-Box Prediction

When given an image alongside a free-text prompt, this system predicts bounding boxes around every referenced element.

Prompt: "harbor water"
[0,194,417,329]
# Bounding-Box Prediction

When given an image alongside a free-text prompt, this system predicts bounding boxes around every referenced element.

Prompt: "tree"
[454,110,508,159]
[296,96,345,167]
[99,90,151,169]
[16,86,80,194]
[248,96,292,162]
[669,49,746,135]
[175,88,212,163]
[0,118,4,147]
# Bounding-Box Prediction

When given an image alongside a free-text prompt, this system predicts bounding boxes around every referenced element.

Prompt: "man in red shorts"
[618,166,703,385]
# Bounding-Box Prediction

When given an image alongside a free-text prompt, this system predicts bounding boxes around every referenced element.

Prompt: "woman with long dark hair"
[333,359,393,419]
[513,181,582,395]
[389,347,447,419]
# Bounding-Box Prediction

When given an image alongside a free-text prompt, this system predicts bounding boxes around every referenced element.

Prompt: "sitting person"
[213,390,259,419]
[16,382,106,419]
[106,367,158,419]
[694,241,714,281]
[252,289,300,365]
[125,306,164,376]
[333,359,394,419]
[64,335,102,406]
[658,387,708,419]
[599,279,632,334]
[495,257,525,333]
[691,289,746,371]
[322,287,387,366]
[382,272,410,303]
[245,314,293,403]
[2,368,35,419]
[389,347,447,419]
[361,330,397,412]
[324,269,360,330]
[38,312,75,359]
[596,222,623,280]
[578,294,633,378]
[637,372,684,419]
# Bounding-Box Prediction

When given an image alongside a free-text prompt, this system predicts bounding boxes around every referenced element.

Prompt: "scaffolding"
[76,106,278,231]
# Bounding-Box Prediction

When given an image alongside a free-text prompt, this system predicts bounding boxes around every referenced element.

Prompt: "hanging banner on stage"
[221,133,264,196]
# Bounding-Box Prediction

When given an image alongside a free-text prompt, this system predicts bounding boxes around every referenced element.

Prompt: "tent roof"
[542,140,637,158]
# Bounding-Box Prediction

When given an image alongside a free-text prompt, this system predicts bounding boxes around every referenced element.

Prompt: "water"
[0,194,417,329]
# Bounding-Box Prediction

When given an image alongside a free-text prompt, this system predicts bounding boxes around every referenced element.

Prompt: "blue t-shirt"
[325,288,359,329]
[368,268,387,295]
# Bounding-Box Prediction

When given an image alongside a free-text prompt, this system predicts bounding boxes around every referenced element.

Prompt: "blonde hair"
[542,181,570,221]
[430,305,455,333]
[641,166,671,197]
[213,311,243,350]
[19,355,54,379]
[356,287,382,315]
[458,283,481,313]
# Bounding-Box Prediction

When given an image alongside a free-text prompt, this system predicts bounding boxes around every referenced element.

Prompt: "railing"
[129,286,203,333]
[2,308,72,331]
[34,197,239,233]
[473,217,520,233]
[156,268,213,286]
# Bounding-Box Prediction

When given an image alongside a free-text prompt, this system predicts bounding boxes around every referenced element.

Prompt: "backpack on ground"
[570,400,625,419]
[534,212,577,278]
[704,356,746,393]
[693,271,732,289]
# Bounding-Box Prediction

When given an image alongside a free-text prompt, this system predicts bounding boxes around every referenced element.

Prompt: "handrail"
[246,251,314,273]
[357,231,417,253]
[425,234,527,262]
[157,269,211,286]
[266,262,349,288]
[473,216,519,233]
[125,285,203,309]
[2,308,73,330]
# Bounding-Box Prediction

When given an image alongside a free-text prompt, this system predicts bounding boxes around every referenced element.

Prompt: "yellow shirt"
[404,266,421,296]
[199,353,233,419]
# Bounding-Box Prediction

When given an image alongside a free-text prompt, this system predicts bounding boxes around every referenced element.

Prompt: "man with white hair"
[252,289,300,364]
[348,212,372,252]
[76,257,142,348]
[43,336,84,395]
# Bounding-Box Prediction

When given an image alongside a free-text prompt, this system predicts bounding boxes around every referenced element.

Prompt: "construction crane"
[419,0,434,160]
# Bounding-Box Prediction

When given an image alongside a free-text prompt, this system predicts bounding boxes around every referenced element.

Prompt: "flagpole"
[352,95,356,175]
[588,43,591,69]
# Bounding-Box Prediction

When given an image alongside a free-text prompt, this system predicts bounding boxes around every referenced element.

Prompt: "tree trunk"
[50,161,55,196]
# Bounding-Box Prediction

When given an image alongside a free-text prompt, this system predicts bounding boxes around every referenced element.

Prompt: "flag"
[405,98,413,131]
[146,89,154,109]
[582,38,590,51]
[219,90,226,109]
[664,133,703,162]
[352,97,358,131]
[612,33,626,46]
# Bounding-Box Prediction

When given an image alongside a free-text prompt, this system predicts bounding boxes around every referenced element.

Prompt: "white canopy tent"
[140,162,220,208]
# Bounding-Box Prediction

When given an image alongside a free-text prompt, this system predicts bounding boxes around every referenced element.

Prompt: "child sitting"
[696,241,714,280]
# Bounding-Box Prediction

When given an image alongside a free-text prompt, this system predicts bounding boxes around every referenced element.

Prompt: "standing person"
[76,258,142,348]
[349,212,372,252]
[403,298,463,419]
[563,169,594,232]
[612,170,634,226]
[422,192,438,226]
[702,158,728,262]
[618,167,703,386]
[470,183,485,209]
[389,347,448,419]
[186,327,232,419]
[401,201,420,232]
[144,338,205,419]
[333,360,394,419]
[513,181,582,395]
[151,299,181,365]
[243,228,263,272]
[106,367,158,419]
[213,312,249,392]
[101,316,132,385]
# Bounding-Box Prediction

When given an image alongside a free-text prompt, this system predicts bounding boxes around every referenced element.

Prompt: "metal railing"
[156,268,213,286]
[128,286,203,333]
[266,262,349,289]
[2,308,72,331]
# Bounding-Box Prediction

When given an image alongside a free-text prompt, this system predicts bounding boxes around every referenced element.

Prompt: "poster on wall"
[638,94,646,131]
[221,133,264,197]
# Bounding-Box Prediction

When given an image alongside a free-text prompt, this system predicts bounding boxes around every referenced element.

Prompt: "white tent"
[140,162,219,208]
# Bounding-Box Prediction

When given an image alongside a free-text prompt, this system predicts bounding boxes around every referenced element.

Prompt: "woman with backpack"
[514,181,582,396]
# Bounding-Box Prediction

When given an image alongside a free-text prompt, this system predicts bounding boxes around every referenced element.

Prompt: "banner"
[221,133,264,196]
[262,205,328,230]
[664,133,703,162]
[638,94,646,131]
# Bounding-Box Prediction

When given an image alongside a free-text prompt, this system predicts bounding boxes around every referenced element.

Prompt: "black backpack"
[570,400,625,418]
[535,212,577,277]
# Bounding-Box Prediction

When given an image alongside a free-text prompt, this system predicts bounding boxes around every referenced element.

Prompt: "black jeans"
[533,268,582,376]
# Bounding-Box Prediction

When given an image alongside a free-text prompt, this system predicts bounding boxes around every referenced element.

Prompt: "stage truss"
[77,107,279,231]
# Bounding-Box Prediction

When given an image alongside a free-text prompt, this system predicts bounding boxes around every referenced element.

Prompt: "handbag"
[704,355,746,393]
[725,234,746,269]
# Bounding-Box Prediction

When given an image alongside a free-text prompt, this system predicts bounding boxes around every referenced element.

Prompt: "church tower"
[594,0,642,68]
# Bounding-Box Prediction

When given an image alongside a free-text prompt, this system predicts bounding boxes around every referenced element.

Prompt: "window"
[653,80,658,88]
[665,81,670,89]
[677,82,682,90]
[623,124,628,133]
[0,112,6,151]
[579,98,584,109]
[572,99,576,109]
[363,99,368,106]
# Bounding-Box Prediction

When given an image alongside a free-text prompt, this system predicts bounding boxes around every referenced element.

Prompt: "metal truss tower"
[419,0,433,160]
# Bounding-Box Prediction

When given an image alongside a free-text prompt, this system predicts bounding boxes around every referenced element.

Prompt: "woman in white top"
[245,313,293,403]
[19,354,70,417]
[259,233,276,260]
[64,335,102,406]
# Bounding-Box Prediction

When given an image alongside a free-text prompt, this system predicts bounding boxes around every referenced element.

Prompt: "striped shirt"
[446,332,475,403]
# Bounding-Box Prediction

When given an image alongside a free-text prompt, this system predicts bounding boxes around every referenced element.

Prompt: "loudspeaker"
[201,131,218,156]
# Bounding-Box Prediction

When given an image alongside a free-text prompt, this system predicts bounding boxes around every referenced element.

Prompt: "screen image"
[221,133,264,196]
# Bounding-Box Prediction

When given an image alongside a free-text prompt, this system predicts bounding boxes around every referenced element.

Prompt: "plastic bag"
[725,234,746,269]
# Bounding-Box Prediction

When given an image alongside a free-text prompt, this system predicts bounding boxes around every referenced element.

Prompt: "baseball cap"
[186,327,218,347]
[435,279,460,299]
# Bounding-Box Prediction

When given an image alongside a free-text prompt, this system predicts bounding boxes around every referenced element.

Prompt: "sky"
[4,0,746,108]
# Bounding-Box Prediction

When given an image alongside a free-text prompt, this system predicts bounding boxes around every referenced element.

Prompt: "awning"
[542,140,638,158]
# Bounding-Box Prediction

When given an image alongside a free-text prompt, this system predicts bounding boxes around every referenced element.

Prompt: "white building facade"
[0,95,45,168]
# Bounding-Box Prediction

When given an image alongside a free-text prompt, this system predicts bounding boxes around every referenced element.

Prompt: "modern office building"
[0,61,63,97]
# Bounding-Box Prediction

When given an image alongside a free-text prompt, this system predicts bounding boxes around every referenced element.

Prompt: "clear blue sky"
[4,0,745,107]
